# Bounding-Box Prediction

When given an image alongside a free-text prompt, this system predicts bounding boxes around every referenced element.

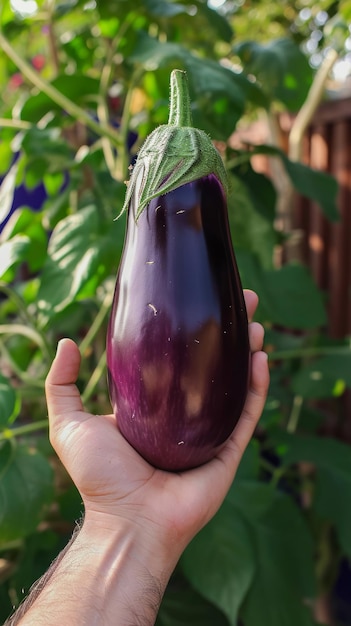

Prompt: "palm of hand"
[46,290,269,547]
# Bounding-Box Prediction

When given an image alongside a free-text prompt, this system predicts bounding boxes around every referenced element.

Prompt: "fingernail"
[56,338,65,355]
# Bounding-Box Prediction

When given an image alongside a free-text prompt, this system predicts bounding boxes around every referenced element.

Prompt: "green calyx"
[119,69,228,220]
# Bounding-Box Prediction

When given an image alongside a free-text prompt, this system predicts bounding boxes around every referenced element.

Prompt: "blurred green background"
[1,0,351,624]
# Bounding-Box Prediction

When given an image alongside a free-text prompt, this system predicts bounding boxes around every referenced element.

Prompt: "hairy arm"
[5,293,268,626]
[4,524,81,626]
[6,514,175,626]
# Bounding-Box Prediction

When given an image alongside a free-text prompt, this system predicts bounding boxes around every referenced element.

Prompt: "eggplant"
[106,70,250,471]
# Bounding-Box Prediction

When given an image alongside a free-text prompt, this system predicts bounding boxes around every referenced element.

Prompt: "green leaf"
[192,0,233,43]
[228,173,277,270]
[227,480,275,519]
[11,529,61,603]
[37,204,122,319]
[235,250,267,306]
[278,434,351,558]
[235,440,261,481]
[129,31,187,70]
[187,57,261,139]
[315,467,351,559]
[37,205,101,315]
[144,0,188,17]
[292,353,351,398]
[0,334,36,373]
[239,490,316,626]
[233,162,276,222]
[0,586,13,625]
[20,75,100,123]
[0,442,53,545]
[157,577,229,626]
[21,127,73,172]
[340,0,351,21]
[234,38,313,111]
[237,253,327,329]
[181,499,255,624]
[0,139,14,176]
[265,328,306,352]
[282,157,339,222]
[0,235,30,279]
[0,375,17,427]
[130,34,266,139]
[264,264,327,329]
[247,145,339,222]
[3,208,48,273]
[42,185,71,229]
[188,56,266,112]
[58,484,83,522]
[183,478,316,626]
[43,171,65,196]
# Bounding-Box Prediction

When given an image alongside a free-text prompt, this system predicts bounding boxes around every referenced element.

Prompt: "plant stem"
[287,395,303,433]
[0,282,37,328]
[269,343,351,362]
[315,521,340,602]
[46,0,60,76]
[79,292,112,356]
[0,438,16,480]
[82,350,106,405]
[0,339,45,388]
[289,49,338,162]
[0,118,32,130]
[259,456,277,474]
[116,68,143,181]
[226,153,252,170]
[0,32,123,148]
[97,13,134,176]
[97,38,118,176]
[0,419,48,442]
[0,324,53,361]
[271,465,287,488]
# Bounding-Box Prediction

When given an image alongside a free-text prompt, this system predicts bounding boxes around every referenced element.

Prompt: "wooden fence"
[233,95,351,437]
[281,96,351,340]
[234,96,351,339]
[288,98,351,438]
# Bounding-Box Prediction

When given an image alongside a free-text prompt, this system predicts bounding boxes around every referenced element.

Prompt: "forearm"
[4,523,82,626]
[7,513,177,626]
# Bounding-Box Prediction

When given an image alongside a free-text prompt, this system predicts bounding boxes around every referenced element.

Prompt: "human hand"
[45,289,269,563]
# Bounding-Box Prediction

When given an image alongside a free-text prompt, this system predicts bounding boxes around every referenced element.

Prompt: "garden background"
[1,0,351,624]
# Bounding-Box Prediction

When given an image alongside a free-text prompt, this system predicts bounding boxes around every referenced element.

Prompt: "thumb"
[45,338,84,420]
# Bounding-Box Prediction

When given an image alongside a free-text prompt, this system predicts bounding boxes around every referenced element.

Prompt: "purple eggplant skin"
[106,173,250,471]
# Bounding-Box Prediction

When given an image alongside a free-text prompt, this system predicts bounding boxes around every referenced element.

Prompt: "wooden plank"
[308,124,331,291]
[328,120,350,338]
[280,96,351,131]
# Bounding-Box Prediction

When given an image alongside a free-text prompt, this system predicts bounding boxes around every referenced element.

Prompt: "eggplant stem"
[168,69,192,127]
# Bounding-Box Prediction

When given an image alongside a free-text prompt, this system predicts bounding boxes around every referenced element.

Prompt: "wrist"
[77,510,177,625]
[18,509,178,626]
[81,507,180,579]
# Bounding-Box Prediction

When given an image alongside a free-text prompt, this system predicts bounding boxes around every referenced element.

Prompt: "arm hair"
[3,521,82,626]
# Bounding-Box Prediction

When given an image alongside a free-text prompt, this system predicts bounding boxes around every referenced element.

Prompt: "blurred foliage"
[0,0,351,624]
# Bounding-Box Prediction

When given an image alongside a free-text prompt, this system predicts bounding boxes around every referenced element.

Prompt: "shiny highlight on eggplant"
[106,174,250,471]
